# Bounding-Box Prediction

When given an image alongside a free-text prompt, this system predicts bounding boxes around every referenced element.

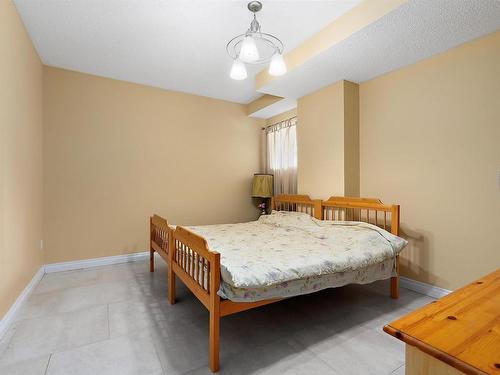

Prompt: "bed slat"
[272,194,322,219]
[322,197,399,235]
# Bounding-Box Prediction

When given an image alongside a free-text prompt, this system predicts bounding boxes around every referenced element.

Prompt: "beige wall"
[298,81,344,198]
[343,81,360,197]
[0,1,44,319]
[360,31,500,290]
[297,80,359,199]
[43,67,263,263]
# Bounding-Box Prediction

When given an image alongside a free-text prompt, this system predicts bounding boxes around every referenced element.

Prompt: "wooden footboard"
[169,226,281,372]
[170,226,220,310]
[169,226,221,371]
[150,215,171,272]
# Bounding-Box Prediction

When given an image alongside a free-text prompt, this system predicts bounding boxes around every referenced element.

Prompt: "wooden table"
[384,269,500,375]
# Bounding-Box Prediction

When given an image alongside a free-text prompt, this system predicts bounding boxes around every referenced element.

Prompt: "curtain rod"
[261,116,297,131]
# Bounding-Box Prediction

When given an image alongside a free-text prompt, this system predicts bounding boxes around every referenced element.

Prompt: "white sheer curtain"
[266,117,297,195]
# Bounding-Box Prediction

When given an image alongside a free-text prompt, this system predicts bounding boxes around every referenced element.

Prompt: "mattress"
[186,210,407,302]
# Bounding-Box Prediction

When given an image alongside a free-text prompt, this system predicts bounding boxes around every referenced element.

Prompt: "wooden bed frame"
[150,195,401,372]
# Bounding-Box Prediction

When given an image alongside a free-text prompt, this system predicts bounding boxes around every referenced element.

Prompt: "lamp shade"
[252,174,273,198]
[240,35,260,62]
[230,59,247,80]
[268,53,287,76]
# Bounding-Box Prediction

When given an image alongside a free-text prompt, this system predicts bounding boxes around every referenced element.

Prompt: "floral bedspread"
[185,211,407,302]
[218,258,395,301]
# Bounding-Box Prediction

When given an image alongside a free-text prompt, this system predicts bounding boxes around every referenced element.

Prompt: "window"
[266,116,297,195]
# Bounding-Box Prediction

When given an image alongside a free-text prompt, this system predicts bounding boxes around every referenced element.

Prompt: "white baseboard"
[44,251,149,273]
[0,266,44,340]
[400,276,451,299]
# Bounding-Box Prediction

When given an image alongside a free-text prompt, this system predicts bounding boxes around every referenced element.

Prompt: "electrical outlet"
[40,240,43,251]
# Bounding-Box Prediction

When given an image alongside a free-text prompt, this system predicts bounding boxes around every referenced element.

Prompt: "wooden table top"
[384,269,500,375]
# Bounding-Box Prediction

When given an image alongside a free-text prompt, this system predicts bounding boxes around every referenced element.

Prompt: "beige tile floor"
[0,254,434,374]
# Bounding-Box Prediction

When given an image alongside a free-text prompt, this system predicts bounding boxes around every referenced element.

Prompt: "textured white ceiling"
[13,0,362,104]
[259,0,500,99]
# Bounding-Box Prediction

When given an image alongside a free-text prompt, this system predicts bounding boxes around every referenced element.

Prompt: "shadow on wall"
[399,226,447,288]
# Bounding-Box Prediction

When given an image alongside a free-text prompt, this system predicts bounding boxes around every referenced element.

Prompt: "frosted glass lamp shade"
[240,35,260,62]
[230,59,248,80]
[269,53,287,76]
[252,174,273,198]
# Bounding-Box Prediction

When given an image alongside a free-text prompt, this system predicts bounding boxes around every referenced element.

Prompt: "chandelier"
[226,1,287,80]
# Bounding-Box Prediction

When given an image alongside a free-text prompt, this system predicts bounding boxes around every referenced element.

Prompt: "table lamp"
[252,173,273,214]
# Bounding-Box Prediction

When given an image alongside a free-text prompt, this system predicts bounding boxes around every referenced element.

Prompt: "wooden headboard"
[322,196,400,235]
[270,194,400,236]
[271,194,322,219]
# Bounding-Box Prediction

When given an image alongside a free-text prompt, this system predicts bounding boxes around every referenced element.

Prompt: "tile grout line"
[302,346,339,373]
[0,263,167,371]
[14,279,150,325]
[388,363,405,374]
[0,323,18,352]
[43,353,52,375]
[106,304,111,339]
[37,305,117,355]
[149,330,169,375]
[48,336,112,358]
[14,302,111,325]
[7,306,116,365]
[31,271,144,299]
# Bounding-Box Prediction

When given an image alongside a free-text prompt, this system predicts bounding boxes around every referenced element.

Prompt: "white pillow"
[258,210,316,228]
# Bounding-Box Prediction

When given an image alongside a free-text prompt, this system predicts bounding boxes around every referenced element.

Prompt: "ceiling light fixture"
[227,1,287,80]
